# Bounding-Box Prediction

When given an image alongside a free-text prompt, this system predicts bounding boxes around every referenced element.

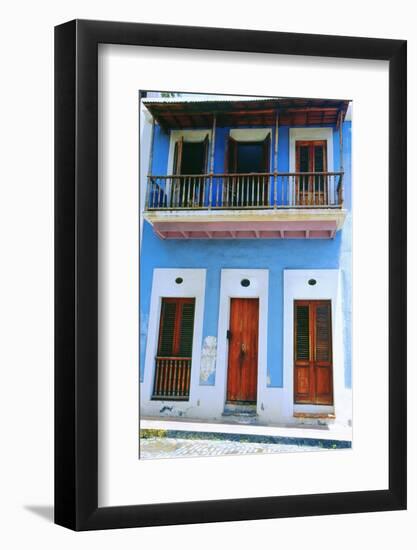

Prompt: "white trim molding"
[229,128,273,172]
[216,269,269,413]
[167,129,212,175]
[283,269,351,426]
[229,128,272,142]
[139,102,154,249]
[289,127,335,202]
[141,268,206,414]
[289,127,334,172]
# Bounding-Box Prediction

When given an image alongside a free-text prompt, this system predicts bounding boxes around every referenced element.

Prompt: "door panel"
[295,366,311,399]
[227,298,259,403]
[316,366,332,401]
[294,300,333,405]
[295,140,327,205]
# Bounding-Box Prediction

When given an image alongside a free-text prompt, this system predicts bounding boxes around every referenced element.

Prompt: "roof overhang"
[143,97,350,130]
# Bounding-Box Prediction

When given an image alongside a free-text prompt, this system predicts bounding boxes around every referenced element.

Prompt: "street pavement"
[140,436,338,460]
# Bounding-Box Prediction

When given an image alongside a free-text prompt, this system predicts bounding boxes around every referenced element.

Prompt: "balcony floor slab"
[144,208,346,240]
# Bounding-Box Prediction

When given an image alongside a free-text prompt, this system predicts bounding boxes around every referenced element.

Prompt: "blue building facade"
[140,96,352,428]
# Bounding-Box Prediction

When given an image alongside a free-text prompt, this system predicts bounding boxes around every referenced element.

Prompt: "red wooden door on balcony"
[226,136,270,207]
[172,136,208,207]
[294,300,333,405]
[295,140,327,205]
[226,298,259,403]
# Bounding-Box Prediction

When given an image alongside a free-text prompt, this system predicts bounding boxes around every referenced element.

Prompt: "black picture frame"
[55,19,407,531]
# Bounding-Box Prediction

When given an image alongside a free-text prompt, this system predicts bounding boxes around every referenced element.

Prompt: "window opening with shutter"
[294,300,333,405]
[152,297,195,400]
[171,137,208,207]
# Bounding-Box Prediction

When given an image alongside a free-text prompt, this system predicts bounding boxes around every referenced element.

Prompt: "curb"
[140,428,352,449]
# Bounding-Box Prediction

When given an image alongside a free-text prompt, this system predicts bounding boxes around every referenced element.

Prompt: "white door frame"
[216,269,269,410]
[142,268,206,404]
[289,127,334,204]
[283,269,344,416]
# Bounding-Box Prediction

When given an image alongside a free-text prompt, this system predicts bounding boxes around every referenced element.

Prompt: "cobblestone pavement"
[140,437,331,459]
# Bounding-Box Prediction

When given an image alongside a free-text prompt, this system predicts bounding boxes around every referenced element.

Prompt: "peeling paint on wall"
[199,336,217,385]
[158,404,195,417]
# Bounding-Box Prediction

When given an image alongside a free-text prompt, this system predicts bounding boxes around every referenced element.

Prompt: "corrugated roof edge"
[142,96,280,104]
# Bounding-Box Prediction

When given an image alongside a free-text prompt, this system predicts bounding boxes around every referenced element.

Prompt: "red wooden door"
[294,300,333,405]
[226,298,259,403]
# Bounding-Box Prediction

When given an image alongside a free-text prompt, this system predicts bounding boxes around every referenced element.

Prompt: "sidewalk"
[141,416,352,443]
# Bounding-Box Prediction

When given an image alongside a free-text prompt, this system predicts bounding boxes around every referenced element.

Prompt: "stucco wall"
[140,121,352,392]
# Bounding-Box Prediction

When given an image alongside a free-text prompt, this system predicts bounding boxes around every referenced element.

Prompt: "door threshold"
[222,402,257,417]
[225,400,256,406]
[293,412,335,419]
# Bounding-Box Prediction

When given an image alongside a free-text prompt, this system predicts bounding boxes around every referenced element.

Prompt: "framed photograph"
[55,20,406,530]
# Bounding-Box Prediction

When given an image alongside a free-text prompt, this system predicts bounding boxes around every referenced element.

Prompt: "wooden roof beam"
[285,107,339,113]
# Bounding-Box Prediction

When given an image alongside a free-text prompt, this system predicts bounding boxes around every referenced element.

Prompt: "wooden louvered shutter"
[294,300,333,405]
[295,305,310,360]
[173,137,184,175]
[262,133,271,172]
[179,302,195,357]
[157,298,195,358]
[203,134,209,173]
[225,137,238,205]
[226,136,238,173]
[315,303,331,362]
[313,301,333,404]
[261,134,271,205]
[294,302,312,403]
[157,300,176,357]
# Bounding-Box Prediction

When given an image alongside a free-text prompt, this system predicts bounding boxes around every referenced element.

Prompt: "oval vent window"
[241,279,250,287]
[308,278,317,286]
[175,277,183,285]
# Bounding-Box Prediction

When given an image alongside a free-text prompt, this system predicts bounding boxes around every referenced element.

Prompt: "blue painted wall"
[141,121,352,388]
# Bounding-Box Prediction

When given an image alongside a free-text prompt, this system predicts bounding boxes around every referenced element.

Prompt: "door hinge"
[226,330,231,340]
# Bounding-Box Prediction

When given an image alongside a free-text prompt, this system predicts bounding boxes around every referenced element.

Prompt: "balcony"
[144,172,347,239]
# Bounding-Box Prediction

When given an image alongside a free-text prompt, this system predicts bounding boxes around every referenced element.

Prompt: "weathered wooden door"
[294,300,333,405]
[172,137,208,207]
[226,298,259,403]
[295,140,327,205]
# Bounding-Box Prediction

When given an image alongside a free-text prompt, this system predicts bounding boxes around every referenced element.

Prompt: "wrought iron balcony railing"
[145,172,344,211]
